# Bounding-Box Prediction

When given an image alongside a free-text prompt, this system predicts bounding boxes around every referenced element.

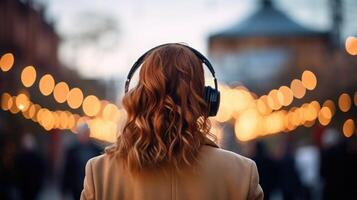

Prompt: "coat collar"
[204,137,219,148]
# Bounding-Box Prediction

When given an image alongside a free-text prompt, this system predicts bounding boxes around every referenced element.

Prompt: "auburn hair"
[106,44,215,172]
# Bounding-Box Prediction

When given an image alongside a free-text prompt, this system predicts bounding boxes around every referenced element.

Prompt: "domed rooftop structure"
[210,0,328,39]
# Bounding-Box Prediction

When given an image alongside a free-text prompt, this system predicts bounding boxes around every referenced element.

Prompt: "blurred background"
[0,0,357,199]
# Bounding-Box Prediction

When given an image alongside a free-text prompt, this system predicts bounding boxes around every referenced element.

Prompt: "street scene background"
[1,0,357,199]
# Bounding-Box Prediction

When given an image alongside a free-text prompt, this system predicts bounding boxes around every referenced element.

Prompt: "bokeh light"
[301,70,317,90]
[88,118,118,142]
[67,88,84,109]
[338,93,351,112]
[290,79,306,99]
[53,82,70,103]
[318,106,332,126]
[0,53,14,72]
[256,95,272,115]
[15,93,30,111]
[82,95,101,116]
[59,111,69,129]
[31,104,41,122]
[323,100,336,116]
[27,104,38,119]
[267,89,282,110]
[9,96,20,114]
[21,66,37,87]
[102,103,120,121]
[67,113,76,130]
[343,119,355,137]
[345,36,357,55]
[1,93,12,111]
[234,108,262,141]
[38,109,55,131]
[278,86,293,106]
[39,74,55,96]
[214,85,234,122]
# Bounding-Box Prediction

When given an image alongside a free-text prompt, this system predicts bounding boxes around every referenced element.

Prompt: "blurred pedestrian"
[0,135,18,200]
[295,144,320,200]
[320,129,357,200]
[252,141,278,200]
[62,124,102,200]
[15,133,45,200]
[276,139,303,200]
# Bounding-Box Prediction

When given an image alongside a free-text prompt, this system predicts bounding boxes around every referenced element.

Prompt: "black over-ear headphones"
[124,43,220,116]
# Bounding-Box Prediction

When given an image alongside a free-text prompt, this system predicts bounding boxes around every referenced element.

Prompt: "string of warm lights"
[214,70,317,123]
[1,37,356,143]
[215,79,356,141]
[0,91,122,142]
[0,52,124,142]
[1,92,80,131]
[1,53,123,120]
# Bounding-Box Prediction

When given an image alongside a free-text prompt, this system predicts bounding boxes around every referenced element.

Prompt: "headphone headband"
[125,43,218,93]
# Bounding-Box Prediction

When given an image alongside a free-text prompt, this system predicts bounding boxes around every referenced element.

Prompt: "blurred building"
[209,0,357,101]
[0,0,59,71]
[0,0,110,113]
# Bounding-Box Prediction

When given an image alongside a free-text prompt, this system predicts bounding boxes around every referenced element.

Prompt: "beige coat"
[81,139,263,200]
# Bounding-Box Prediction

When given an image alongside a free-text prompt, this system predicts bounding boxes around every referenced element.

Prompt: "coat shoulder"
[201,145,255,169]
[87,153,117,171]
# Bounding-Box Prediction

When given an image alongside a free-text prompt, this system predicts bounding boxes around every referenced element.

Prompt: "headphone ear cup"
[204,86,220,116]
[204,86,211,104]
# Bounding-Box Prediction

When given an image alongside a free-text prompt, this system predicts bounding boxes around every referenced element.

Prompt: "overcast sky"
[41,0,330,80]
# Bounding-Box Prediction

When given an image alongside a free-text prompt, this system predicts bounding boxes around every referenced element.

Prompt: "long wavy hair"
[106,44,215,172]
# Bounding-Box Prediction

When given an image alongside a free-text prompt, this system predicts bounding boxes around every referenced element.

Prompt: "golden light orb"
[302,103,317,121]
[231,88,254,113]
[58,111,69,129]
[39,74,55,96]
[53,82,70,103]
[301,70,317,90]
[338,93,351,112]
[214,86,234,122]
[21,66,36,87]
[9,97,20,114]
[67,113,76,130]
[82,95,101,116]
[345,36,357,55]
[256,95,272,115]
[318,107,332,126]
[15,93,30,111]
[303,119,316,128]
[27,104,37,120]
[267,89,282,110]
[278,86,293,106]
[36,108,46,124]
[323,100,336,116]
[264,111,284,134]
[0,53,14,72]
[290,79,306,99]
[234,109,262,141]
[343,119,355,138]
[40,109,55,131]
[103,103,119,121]
[67,88,84,109]
[52,111,61,129]
[310,100,321,113]
[286,111,297,131]
[70,114,80,133]
[31,104,41,122]
[1,93,12,111]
